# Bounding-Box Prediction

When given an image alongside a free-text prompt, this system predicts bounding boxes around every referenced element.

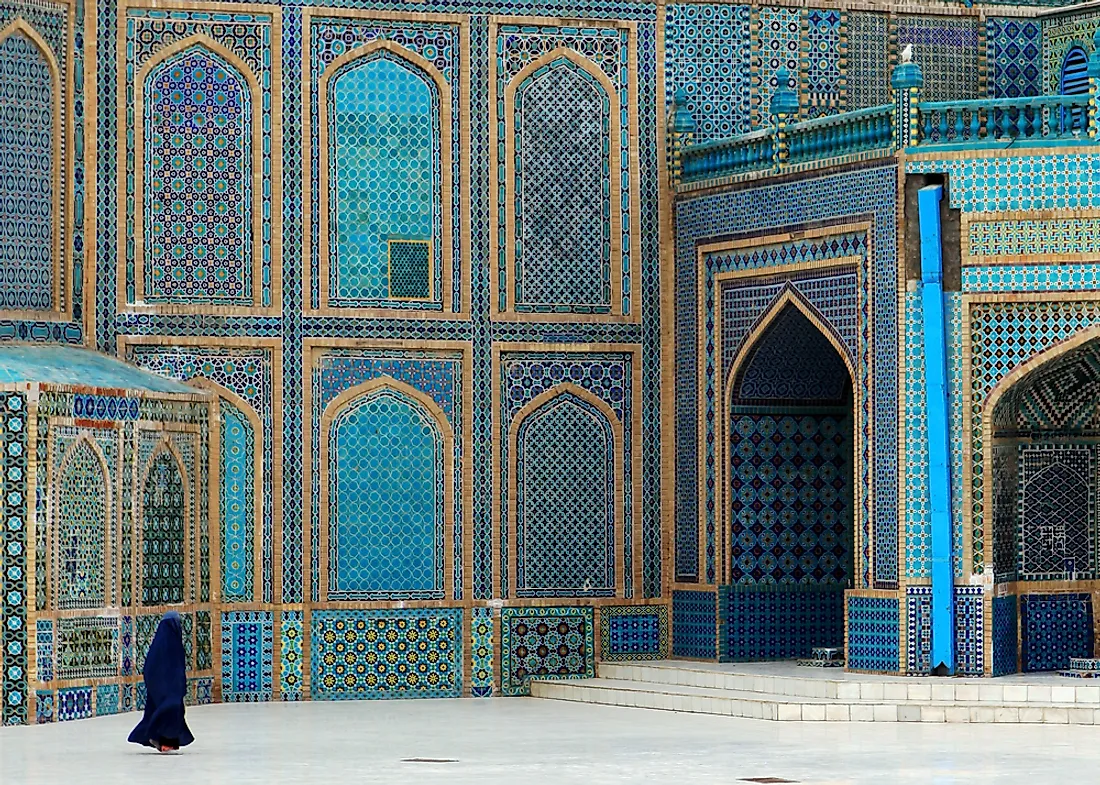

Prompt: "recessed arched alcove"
[989,338,1100,674]
[723,300,855,661]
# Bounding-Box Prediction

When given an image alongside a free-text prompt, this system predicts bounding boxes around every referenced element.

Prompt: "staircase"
[529,660,1100,723]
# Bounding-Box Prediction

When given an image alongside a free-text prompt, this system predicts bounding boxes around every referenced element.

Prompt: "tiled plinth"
[530,660,1100,724]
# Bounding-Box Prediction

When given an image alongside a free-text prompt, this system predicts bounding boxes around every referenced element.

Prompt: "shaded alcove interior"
[991,338,1100,673]
[723,303,855,661]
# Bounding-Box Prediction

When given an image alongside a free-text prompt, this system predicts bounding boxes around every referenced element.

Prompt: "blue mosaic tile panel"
[1021,593,1093,672]
[124,345,276,603]
[754,6,800,123]
[672,590,717,660]
[56,617,119,680]
[907,155,1100,214]
[0,392,28,725]
[720,586,844,661]
[56,686,92,722]
[280,610,303,701]
[993,594,1018,677]
[311,609,462,700]
[729,413,851,586]
[120,683,133,714]
[194,676,213,706]
[308,15,459,312]
[501,606,594,696]
[143,45,252,304]
[663,3,752,140]
[904,291,964,578]
[845,12,889,110]
[498,352,633,599]
[1018,445,1095,580]
[95,684,119,716]
[311,349,462,603]
[135,682,146,711]
[122,8,274,310]
[515,392,616,597]
[222,611,273,702]
[1042,10,1100,96]
[986,19,1041,99]
[121,616,133,677]
[514,57,612,313]
[328,54,439,308]
[471,607,493,697]
[0,28,55,312]
[905,586,984,676]
[963,265,1100,293]
[493,23,633,316]
[846,595,900,673]
[896,16,980,103]
[804,8,841,119]
[600,605,668,661]
[35,619,52,683]
[330,388,445,598]
[35,690,53,725]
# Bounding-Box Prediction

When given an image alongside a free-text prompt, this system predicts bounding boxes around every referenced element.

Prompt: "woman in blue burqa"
[128,611,194,752]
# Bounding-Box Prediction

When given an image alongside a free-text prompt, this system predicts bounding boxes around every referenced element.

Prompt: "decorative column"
[918,184,957,677]
[891,47,924,150]
[769,67,799,168]
[667,87,696,186]
[1088,30,1100,139]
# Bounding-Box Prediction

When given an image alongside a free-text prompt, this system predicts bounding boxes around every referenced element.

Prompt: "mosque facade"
[0,0,1098,725]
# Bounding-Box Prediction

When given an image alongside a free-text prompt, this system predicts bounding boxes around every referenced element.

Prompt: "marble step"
[595,661,1100,706]
[530,677,1100,724]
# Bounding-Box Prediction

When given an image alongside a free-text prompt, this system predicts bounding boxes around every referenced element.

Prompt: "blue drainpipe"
[918,184,956,675]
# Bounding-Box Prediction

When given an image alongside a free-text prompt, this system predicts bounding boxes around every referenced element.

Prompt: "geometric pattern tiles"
[308,15,459,313]
[0,28,55,313]
[728,414,850,585]
[501,606,594,696]
[600,605,668,661]
[1018,445,1095,580]
[663,4,752,141]
[846,595,900,673]
[499,351,634,599]
[121,8,274,311]
[986,19,1041,99]
[905,587,984,676]
[122,343,275,604]
[222,611,273,702]
[896,16,980,104]
[676,165,894,588]
[328,52,440,308]
[311,348,461,603]
[144,45,252,304]
[311,609,462,700]
[1020,593,1093,673]
[494,23,634,317]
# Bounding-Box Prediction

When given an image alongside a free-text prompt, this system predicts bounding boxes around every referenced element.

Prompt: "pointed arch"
[189,378,263,604]
[316,40,453,313]
[981,326,1100,575]
[725,287,856,407]
[318,376,454,600]
[131,34,263,308]
[502,48,623,316]
[52,434,112,610]
[719,289,857,586]
[138,438,191,606]
[507,383,625,598]
[0,18,63,316]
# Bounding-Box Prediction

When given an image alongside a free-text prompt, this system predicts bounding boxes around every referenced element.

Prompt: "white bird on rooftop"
[902,44,913,64]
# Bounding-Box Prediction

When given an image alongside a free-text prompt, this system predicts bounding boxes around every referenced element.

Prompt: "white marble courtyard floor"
[1,697,1095,784]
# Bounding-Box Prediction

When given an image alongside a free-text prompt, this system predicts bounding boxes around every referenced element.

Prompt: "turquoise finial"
[770,68,799,117]
[672,87,696,134]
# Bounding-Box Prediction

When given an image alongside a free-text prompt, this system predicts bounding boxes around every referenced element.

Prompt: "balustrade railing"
[916,95,1091,145]
[680,129,774,182]
[669,52,1100,188]
[787,105,894,164]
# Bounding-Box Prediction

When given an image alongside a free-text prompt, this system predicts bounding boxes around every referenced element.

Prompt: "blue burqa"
[128,611,194,749]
